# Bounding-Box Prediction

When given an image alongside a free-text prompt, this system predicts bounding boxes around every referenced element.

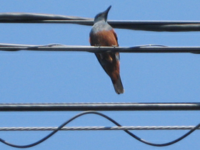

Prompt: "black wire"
[0,111,199,148]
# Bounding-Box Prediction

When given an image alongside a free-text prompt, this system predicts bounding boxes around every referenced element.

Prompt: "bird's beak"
[105,5,112,14]
[104,5,112,20]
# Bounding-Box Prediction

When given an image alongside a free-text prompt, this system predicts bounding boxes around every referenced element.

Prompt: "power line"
[1,13,200,32]
[0,103,200,111]
[0,126,199,131]
[0,13,90,21]
[0,111,199,148]
[0,43,200,53]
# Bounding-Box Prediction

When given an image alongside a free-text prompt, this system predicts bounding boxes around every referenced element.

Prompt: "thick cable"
[1,102,200,111]
[0,43,200,54]
[1,13,200,32]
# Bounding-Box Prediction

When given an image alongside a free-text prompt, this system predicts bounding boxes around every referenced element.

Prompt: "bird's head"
[94,6,111,23]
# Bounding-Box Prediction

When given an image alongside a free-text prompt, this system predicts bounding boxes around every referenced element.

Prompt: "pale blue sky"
[0,0,200,150]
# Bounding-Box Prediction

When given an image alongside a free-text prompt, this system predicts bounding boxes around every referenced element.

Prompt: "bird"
[89,6,124,94]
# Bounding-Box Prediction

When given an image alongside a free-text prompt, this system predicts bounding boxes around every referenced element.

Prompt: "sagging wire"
[0,111,199,148]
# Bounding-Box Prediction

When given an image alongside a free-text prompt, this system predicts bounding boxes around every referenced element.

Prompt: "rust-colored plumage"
[90,6,124,94]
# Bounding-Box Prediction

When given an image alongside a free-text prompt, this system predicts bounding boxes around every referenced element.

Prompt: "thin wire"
[0,43,200,53]
[0,111,199,148]
[0,126,199,131]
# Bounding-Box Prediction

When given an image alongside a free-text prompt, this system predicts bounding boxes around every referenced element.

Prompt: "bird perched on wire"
[89,6,124,94]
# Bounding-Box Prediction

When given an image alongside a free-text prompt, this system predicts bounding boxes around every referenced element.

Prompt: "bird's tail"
[112,76,124,94]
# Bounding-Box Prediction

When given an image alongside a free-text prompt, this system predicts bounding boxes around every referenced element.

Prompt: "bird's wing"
[111,29,119,46]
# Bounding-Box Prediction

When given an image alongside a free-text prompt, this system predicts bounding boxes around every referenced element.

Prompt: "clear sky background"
[0,0,200,150]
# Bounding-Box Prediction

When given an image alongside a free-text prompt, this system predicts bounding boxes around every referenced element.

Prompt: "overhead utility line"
[1,13,200,32]
[0,103,200,111]
[0,126,199,131]
[0,43,200,53]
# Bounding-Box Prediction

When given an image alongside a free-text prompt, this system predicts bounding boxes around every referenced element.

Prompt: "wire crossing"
[0,111,199,148]
[1,13,200,31]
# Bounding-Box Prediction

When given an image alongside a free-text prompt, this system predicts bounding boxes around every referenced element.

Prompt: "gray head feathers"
[94,6,111,23]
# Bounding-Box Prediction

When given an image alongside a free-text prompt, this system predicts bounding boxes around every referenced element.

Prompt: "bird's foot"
[112,45,117,48]
[94,45,101,53]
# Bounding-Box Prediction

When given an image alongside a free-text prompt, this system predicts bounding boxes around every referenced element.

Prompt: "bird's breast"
[90,24,118,46]
[91,23,113,34]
